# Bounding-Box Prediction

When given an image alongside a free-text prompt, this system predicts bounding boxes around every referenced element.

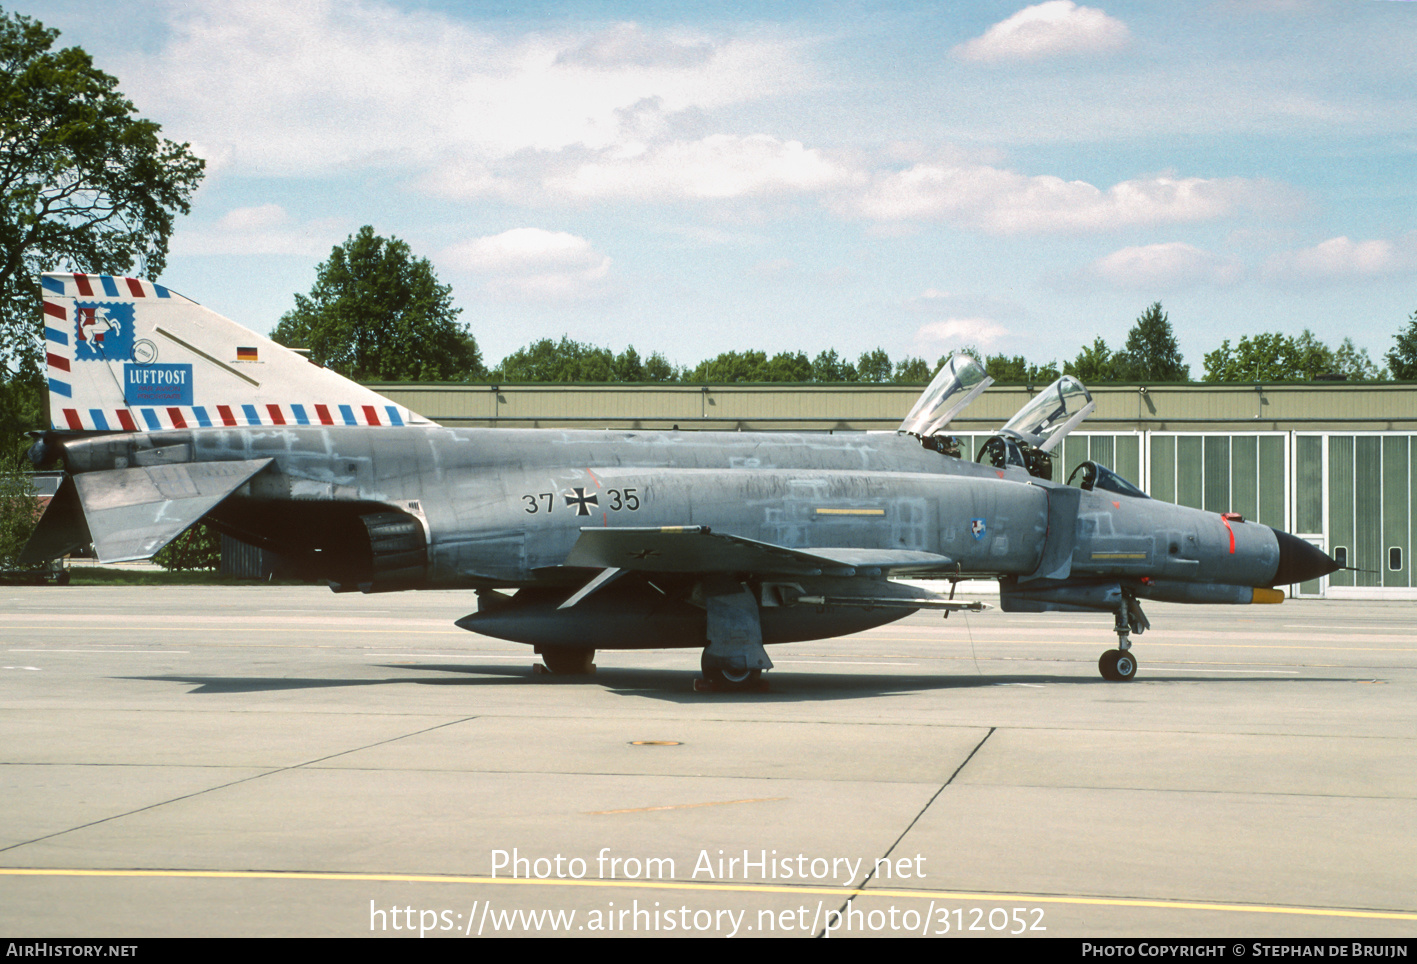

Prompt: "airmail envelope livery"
[25,273,1340,690]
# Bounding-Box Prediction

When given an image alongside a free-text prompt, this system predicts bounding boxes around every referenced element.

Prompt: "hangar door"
[1312,434,1415,595]
[1147,434,1287,527]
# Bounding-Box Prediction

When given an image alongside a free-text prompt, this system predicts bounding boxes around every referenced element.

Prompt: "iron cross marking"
[564,487,599,516]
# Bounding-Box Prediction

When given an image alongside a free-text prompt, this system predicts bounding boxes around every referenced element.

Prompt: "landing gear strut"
[694,581,772,692]
[1098,596,1146,682]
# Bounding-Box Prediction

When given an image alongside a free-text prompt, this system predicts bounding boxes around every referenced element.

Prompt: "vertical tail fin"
[41,272,431,432]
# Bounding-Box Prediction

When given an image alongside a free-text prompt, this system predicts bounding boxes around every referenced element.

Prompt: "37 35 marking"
[522,487,642,514]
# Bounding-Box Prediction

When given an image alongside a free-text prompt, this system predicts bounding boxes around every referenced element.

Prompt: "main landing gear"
[694,652,766,693]
[534,646,596,676]
[693,580,773,693]
[1098,597,1147,682]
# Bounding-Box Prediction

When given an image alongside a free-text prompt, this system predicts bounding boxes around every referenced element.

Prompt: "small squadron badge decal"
[970,518,987,541]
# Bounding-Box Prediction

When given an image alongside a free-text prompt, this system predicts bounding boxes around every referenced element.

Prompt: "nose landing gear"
[1098,597,1147,682]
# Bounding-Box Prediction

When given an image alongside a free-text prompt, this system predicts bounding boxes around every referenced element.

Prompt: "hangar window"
[1389,547,1402,571]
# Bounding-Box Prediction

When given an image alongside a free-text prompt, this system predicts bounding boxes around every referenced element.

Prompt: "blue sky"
[21,0,1417,376]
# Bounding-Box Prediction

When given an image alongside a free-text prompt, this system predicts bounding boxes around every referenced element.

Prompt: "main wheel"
[700,653,762,691]
[1098,648,1138,682]
[540,647,596,675]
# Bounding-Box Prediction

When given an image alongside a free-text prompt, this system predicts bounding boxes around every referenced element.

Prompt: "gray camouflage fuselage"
[59,424,1282,595]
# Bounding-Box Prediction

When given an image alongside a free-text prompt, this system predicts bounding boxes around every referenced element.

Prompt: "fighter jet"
[23,273,1340,690]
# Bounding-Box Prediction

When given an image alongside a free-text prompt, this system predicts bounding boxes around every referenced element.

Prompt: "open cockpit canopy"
[997,375,1095,453]
[898,354,993,440]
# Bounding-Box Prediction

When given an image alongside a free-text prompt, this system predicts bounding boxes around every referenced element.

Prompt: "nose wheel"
[1098,597,1146,682]
[1098,648,1138,682]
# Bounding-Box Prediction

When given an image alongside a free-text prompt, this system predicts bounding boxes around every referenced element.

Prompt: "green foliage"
[1387,309,1417,381]
[891,356,932,383]
[1116,303,1187,382]
[0,9,204,370]
[1202,329,1379,382]
[273,226,482,382]
[981,354,1060,384]
[809,349,854,382]
[1065,337,1116,383]
[687,350,812,383]
[495,336,674,383]
[855,348,893,383]
[1331,337,1382,381]
[0,363,42,456]
[0,455,38,570]
[152,522,220,572]
[1062,304,1186,383]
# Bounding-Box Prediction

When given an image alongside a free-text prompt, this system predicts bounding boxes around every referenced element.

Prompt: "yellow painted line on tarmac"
[5,627,467,636]
[1,868,1413,922]
[874,638,1417,653]
[586,797,787,815]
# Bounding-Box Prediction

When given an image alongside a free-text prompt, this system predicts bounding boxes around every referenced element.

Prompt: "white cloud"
[852,164,1280,234]
[444,228,611,300]
[545,135,856,202]
[912,317,1011,355]
[129,3,810,178]
[170,204,342,256]
[555,22,715,69]
[1090,242,1245,288]
[953,1,1131,64]
[1263,235,1417,282]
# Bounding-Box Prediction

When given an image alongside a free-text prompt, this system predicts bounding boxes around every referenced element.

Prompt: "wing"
[554,525,982,615]
[564,525,954,577]
[561,524,952,575]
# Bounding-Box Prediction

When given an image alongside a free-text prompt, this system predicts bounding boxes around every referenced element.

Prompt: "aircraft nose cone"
[1268,528,1341,586]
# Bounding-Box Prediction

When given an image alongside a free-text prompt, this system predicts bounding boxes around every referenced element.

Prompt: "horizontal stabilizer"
[18,476,92,565]
[70,458,272,563]
[565,526,953,577]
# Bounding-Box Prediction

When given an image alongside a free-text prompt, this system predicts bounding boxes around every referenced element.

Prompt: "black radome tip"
[1268,528,1341,586]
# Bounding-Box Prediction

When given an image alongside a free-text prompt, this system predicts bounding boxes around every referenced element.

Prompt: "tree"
[1115,302,1187,382]
[686,350,813,383]
[642,351,676,382]
[686,350,769,383]
[1066,337,1117,383]
[891,356,931,383]
[152,522,220,572]
[809,349,855,382]
[980,353,1059,384]
[0,10,204,371]
[273,227,483,382]
[1388,309,1417,380]
[1201,329,1378,382]
[855,348,893,383]
[1204,333,1301,381]
[0,454,38,570]
[494,337,674,383]
[498,337,613,382]
[0,356,41,457]
[1332,337,1382,381]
